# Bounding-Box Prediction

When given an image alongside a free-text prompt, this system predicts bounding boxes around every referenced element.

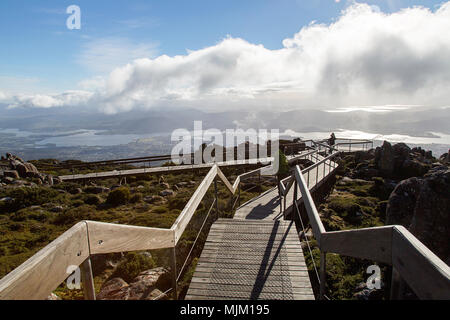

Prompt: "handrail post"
[81,257,96,300]
[170,247,178,300]
[293,180,298,218]
[214,179,219,220]
[238,183,241,207]
[390,267,404,300]
[320,251,326,300]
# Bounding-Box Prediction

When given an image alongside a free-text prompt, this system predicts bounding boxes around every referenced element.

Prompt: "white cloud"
[7,2,450,114]
[7,90,93,109]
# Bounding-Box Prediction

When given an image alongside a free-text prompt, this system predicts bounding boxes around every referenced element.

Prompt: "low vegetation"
[0,159,274,299]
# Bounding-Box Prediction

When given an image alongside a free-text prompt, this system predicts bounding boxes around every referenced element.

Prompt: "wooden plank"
[191,272,310,283]
[172,165,217,243]
[60,157,274,181]
[320,226,393,264]
[87,221,174,254]
[294,166,326,244]
[193,266,310,276]
[185,288,314,300]
[188,281,314,293]
[0,222,89,300]
[196,262,308,271]
[392,226,450,300]
[216,167,235,193]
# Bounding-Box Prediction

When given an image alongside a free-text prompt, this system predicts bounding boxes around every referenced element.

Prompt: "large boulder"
[97,267,170,300]
[375,141,430,178]
[386,166,450,264]
[97,277,130,300]
[375,141,395,175]
[10,159,39,178]
[3,170,20,179]
[439,149,450,164]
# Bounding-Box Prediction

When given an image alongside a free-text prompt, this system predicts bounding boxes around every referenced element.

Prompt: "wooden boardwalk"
[186,155,337,300]
[59,158,274,182]
[234,157,336,221]
[185,219,314,300]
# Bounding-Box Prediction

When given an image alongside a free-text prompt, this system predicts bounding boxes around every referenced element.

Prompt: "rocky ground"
[0,154,274,300]
[303,142,449,300]
[1,144,448,300]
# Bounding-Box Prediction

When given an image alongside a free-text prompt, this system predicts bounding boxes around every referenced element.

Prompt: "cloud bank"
[3,2,450,113]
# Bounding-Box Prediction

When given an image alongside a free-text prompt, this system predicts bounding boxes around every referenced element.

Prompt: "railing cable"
[294,197,321,285]
[176,198,216,282]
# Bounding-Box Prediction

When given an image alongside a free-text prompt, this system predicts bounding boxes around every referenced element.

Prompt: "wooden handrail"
[0,138,381,300]
[0,222,90,300]
[293,164,450,300]
[0,159,272,299]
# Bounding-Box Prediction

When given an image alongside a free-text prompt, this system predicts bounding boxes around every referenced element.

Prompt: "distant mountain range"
[1,104,449,138]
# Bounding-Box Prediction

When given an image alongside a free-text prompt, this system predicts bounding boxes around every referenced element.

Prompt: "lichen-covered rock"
[159,189,175,197]
[375,141,395,175]
[3,170,20,179]
[144,195,166,204]
[97,267,170,300]
[97,277,130,300]
[386,166,450,264]
[374,141,431,178]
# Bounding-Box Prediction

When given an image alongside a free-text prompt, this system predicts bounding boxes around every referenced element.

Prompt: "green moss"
[129,193,143,203]
[84,195,101,205]
[110,252,155,283]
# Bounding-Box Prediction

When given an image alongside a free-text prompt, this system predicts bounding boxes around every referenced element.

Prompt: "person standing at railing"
[328,133,336,154]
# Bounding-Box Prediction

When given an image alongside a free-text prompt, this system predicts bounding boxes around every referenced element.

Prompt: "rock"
[127,267,170,300]
[400,159,429,178]
[45,175,54,186]
[439,150,450,164]
[46,293,62,300]
[354,150,374,163]
[12,180,26,186]
[375,141,395,175]
[53,177,62,185]
[12,161,39,179]
[160,182,170,189]
[97,278,130,300]
[144,195,166,204]
[86,186,110,194]
[374,141,432,179]
[159,189,175,197]
[97,267,170,300]
[50,205,64,213]
[299,229,314,241]
[386,166,450,264]
[3,170,19,179]
[70,188,83,195]
[353,281,385,300]
[176,182,189,188]
[142,289,167,300]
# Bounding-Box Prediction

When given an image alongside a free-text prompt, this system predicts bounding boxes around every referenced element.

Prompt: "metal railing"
[281,146,450,299]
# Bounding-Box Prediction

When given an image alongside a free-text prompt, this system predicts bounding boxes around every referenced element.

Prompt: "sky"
[0,0,449,113]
